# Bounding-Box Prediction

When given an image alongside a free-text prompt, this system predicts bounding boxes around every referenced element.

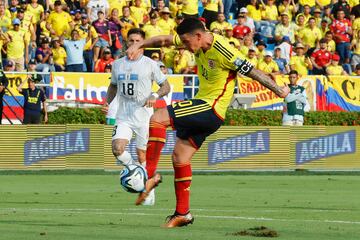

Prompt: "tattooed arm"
[246,68,289,98]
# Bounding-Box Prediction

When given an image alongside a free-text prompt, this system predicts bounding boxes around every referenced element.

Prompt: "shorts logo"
[234,58,253,76]
[208,59,215,68]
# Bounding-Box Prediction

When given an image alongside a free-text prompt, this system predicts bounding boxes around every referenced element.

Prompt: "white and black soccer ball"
[120,164,148,193]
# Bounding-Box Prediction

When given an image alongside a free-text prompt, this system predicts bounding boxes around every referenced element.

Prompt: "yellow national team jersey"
[182,0,198,15]
[246,56,258,67]
[130,6,147,25]
[52,47,67,66]
[278,4,294,20]
[246,5,261,21]
[109,0,125,17]
[289,55,309,76]
[26,4,44,23]
[257,60,279,73]
[262,5,278,21]
[298,27,322,48]
[173,33,248,119]
[75,24,99,50]
[317,0,331,6]
[47,11,73,36]
[209,21,231,33]
[39,20,50,37]
[327,40,336,52]
[6,30,25,59]
[204,0,220,12]
[299,0,315,7]
[0,15,11,31]
[326,65,343,75]
[142,24,163,39]
[158,18,176,35]
[226,36,240,48]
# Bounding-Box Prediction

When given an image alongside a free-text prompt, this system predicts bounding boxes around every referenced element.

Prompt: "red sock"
[146,122,166,178]
[174,164,192,215]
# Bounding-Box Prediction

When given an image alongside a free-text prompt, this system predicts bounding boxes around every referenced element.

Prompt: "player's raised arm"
[126,35,175,60]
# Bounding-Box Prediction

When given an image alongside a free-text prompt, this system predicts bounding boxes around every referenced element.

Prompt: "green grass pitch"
[0,171,360,240]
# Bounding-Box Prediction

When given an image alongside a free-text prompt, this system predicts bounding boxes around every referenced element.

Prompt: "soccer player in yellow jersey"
[126,18,289,228]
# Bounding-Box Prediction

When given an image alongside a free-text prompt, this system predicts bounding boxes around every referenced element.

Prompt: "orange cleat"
[162,212,194,228]
[135,173,162,206]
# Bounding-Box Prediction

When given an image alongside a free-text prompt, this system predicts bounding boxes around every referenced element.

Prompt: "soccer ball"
[120,164,148,193]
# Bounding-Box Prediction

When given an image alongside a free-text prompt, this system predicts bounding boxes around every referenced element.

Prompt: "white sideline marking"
[1,208,360,225]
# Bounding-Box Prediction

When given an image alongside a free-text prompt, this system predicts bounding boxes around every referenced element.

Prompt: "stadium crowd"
[0,0,359,76]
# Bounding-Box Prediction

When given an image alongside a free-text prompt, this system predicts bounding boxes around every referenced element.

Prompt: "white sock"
[116,151,134,166]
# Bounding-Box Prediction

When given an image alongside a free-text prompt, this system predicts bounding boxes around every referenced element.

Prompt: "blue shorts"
[95,38,110,48]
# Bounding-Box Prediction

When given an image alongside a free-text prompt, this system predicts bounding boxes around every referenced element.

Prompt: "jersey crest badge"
[208,59,215,68]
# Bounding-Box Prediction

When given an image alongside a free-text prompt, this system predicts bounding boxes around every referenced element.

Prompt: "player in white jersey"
[104,28,170,205]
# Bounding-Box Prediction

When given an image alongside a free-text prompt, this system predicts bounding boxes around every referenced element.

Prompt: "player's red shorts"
[167,99,224,149]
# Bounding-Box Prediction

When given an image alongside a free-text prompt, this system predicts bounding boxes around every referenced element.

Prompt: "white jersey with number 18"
[111,55,166,127]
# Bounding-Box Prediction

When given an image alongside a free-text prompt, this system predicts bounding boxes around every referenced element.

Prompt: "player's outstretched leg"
[135,173,162,205]
[136,109,169,206]
[163,139,196,228]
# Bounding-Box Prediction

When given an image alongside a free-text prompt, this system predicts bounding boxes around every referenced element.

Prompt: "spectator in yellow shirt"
[142,13,162,39]
[259,0,278,38]
[209,12,231,35]
[290,43,312,76]
[26,0,44,24]
[274,12,297,43]
[295,14,306,32]
[247,0,262,28]
[173,46,195,74]
[278,0,297,21]
[0,5,12,32]
[245,46,258,66]
[326,54,348,75]
[39,10,51,39]
[51,37,67,71]
[181,0,198,18]
[46,1,74,38]
[120,6,137,41]
[324,31,336,53]
[257,51,280,80]
[298,0,315,13]
[201,0,223,29]
[297,17,322,50]
[4,18,28,71]
[130,0,147,26]
[296,5,312,24]
[256,40,266,59]
[240,35,255,55]
[320,19,329,37]
[224,26,240,49]
[158,7,176,35]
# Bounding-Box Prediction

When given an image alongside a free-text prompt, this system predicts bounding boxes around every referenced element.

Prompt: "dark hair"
[127,28,145,39]
[176,17,205,35]
[289,70,298,75]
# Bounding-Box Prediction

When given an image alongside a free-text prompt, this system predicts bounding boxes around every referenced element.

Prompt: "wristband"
[151,93,159,99]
